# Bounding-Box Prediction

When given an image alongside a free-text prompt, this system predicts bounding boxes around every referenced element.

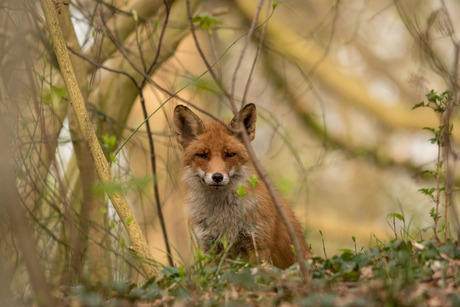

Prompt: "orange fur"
[174,104,310,269]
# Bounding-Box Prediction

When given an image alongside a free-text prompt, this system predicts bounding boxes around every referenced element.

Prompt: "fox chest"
[185,192,258,251]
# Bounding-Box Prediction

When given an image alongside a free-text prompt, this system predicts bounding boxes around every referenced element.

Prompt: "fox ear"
[230,103,257,141]
[174,105,205,148]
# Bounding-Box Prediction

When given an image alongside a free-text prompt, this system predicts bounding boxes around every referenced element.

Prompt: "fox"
[174,103,310,269]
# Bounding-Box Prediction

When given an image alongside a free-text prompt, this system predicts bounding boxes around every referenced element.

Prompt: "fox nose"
[212,173,224,183]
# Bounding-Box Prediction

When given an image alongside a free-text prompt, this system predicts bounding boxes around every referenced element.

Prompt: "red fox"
[174,103,310,269]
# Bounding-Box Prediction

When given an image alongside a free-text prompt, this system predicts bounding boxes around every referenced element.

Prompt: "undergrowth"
[53,237,460,306]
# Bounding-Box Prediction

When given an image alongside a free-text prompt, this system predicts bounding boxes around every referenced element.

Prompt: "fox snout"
[202,171,231,187]
[211,172,224,183]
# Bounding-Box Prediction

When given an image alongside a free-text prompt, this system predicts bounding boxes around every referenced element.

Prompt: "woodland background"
[1,0,460,304]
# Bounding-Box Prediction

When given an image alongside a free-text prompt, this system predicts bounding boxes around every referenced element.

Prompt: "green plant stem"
[434,131,441,242]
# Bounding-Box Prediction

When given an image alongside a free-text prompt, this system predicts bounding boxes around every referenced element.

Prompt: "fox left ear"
[174,105,205,148]
[230,103,257,141]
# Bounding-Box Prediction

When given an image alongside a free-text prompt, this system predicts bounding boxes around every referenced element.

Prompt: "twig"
[24,52,84,279]
[0,141,59,307]
[241,2,269,108]
[230,0,264,104]
[185,0,236,114]
[139,88,174,267]
[100,1,175,266]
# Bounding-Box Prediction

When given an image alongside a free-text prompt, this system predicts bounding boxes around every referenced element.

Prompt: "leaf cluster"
[412,89,451,113]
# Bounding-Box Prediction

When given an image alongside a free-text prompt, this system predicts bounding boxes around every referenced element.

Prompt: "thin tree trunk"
[57,4,111,284]
[40,0,158,278]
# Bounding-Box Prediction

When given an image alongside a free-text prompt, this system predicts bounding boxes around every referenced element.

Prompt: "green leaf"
[223,270,258,291]
[290,244,296,256]
[429,207,441,219]
[418,187,436,196]
[41,86,68,107]
[144,283,161,300]
[193,12,222,32]
[411,101,425,110]
[441,90,450,98]
[272,2,278,9]
[422,127,435,133]
[426,90,438,103]
[248,174,259,188]
[52,86,68,99]
[421,170,436,177]
[102,134,117,150]
[236,185,247,197]
[387,212,405,222]
[160,266,180,277]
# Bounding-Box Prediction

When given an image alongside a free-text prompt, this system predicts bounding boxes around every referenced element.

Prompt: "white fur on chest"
[182,166,256,245]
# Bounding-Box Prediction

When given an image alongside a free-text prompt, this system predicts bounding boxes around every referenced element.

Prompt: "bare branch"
[230,0,264,106]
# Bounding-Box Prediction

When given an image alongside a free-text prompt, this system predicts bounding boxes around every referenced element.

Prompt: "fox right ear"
[174,105,205,148]
[229,103,257,141]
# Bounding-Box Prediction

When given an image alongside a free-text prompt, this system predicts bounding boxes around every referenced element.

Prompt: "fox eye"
[225,153,236,158]
[196,153,208,159]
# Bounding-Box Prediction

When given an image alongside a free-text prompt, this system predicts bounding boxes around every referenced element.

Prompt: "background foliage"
[1,0,460,305]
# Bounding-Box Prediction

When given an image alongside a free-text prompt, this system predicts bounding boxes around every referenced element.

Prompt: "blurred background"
[1,0,460,296]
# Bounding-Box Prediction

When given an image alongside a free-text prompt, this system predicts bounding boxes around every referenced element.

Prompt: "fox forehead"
[183,121,249,160]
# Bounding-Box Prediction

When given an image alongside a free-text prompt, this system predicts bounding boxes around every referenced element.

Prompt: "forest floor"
[50,237,459,306]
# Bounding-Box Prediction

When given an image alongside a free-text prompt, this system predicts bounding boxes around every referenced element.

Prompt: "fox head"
[174,104,257,189]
